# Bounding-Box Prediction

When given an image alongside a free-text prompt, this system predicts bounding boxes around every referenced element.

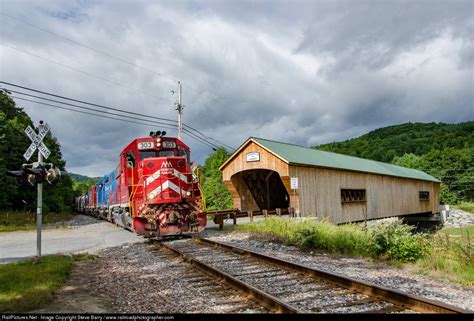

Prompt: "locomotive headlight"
[148,193,156,200]
[156,142,161,148]
[186,191,191,197]
[156,138,162,143]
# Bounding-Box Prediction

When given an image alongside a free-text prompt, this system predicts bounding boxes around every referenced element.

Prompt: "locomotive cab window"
[341,189,366,203]
[419,191,430,201]
[158,150,175,157]
[125,152,136,168]
[178,149,190,163]
[140,150,157,160]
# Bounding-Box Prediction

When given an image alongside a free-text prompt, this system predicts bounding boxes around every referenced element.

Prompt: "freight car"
[75,132,207,237]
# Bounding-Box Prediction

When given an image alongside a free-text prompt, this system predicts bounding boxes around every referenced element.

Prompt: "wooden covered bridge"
[219,137,440,224]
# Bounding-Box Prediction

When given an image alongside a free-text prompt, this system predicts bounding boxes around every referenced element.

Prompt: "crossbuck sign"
[24,123,51,161]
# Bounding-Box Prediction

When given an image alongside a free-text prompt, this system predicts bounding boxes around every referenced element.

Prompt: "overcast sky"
[1,0,473,176]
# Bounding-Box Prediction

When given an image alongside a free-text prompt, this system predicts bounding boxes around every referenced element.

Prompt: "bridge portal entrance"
[231,169,289,212]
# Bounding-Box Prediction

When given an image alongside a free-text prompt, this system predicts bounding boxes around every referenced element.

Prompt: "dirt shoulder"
[33,259,116,313]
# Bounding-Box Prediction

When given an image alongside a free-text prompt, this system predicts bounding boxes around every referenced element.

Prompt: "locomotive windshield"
[140,150,157,160]
[159,150,175,157]
[140,150,175,160]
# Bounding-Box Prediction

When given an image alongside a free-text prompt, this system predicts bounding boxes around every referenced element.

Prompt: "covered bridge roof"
[221,137,440,183]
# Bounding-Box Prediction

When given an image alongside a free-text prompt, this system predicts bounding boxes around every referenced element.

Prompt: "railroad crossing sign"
[24,123,51,161]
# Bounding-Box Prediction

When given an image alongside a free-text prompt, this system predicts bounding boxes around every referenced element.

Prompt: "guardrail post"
[219,216,224,230]
[276,208,281,217]
[263,209,268,218]
[233,211,237,225]
[289,207,295,218]
[248,210,253,223]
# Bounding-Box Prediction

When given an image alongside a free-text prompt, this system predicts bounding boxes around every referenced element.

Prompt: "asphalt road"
[0,218,145,264]
[0,214,271,264]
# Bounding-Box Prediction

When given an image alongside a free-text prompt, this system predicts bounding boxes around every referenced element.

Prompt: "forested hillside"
[315,122,474,204]
[69,173,101,195]
[0,91,75,213]
[316,122,473,163]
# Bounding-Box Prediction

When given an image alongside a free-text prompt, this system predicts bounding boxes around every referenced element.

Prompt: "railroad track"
[157,236,470,314]
[150,241,268,313]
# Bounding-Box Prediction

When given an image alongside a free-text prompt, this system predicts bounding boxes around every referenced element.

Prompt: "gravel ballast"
[58,242,267,314]
[199,229,474,312]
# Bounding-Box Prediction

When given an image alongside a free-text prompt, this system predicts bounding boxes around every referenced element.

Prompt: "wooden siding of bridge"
[221,140,440,223]
[289,166,440,223]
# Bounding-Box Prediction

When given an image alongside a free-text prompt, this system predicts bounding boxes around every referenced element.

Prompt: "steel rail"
[157,239,301,313]
[193,236,471,314]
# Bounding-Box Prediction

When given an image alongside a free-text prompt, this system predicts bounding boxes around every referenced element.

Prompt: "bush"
[239,217,429,262]
[370,221,429,262]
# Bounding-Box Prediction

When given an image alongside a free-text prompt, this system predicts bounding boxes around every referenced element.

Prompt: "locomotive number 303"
[138,142,154,149]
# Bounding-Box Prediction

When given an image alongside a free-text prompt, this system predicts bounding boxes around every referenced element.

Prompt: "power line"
[10,95,219,150]
[10,90,178,128]
[1,81,232,150]
[0,42,172,103]
[12,96,177,131]
[1,82,174,124]
[0,11,205,95]
[0,11,178,83]
[12,96,219,150]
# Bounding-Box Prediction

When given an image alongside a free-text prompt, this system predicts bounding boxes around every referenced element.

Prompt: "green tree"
[393,148,474,204]
[0,90,75,212]
[200,147,233,210]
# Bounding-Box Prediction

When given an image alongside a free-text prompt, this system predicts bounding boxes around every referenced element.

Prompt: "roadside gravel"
[200,229,474,312]
[44,213,101,228]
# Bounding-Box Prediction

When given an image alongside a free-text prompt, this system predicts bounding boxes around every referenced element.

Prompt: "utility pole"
[176,81,183,140]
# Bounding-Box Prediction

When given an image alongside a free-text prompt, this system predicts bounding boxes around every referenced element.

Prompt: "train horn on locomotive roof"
[149,131,167,137]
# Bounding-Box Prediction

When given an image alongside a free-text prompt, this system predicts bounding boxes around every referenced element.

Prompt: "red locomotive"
[76,131,207,237]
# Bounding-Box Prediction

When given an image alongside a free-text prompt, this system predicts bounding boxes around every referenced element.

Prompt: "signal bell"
[46,167,61,184]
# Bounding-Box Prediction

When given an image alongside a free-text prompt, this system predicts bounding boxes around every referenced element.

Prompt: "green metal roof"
[250,137,440,182]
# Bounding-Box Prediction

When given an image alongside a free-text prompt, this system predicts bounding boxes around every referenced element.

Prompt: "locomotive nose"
[143,157,189,203]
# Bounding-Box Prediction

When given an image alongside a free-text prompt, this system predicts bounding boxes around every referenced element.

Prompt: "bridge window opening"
[419,191,429,201]
[341,189,366,203]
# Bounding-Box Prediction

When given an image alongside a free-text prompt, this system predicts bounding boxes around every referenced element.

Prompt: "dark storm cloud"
[296,0,474,70]
[1,0,472,176]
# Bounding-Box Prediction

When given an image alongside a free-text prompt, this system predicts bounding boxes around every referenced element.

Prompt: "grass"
[0,254,95,312]
[238,217,473,286]
[239,217,375,257]
[0,211,73,232]
[453,201,474,214]
[412,225,474,286]
[441,225,474,237]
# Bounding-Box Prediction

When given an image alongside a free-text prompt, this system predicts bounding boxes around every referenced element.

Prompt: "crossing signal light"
[23,166,47,184]
[6,169,29,185]
[6,164,62,185]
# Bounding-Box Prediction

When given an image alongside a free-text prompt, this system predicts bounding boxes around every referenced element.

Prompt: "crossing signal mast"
[5,120,63,259]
